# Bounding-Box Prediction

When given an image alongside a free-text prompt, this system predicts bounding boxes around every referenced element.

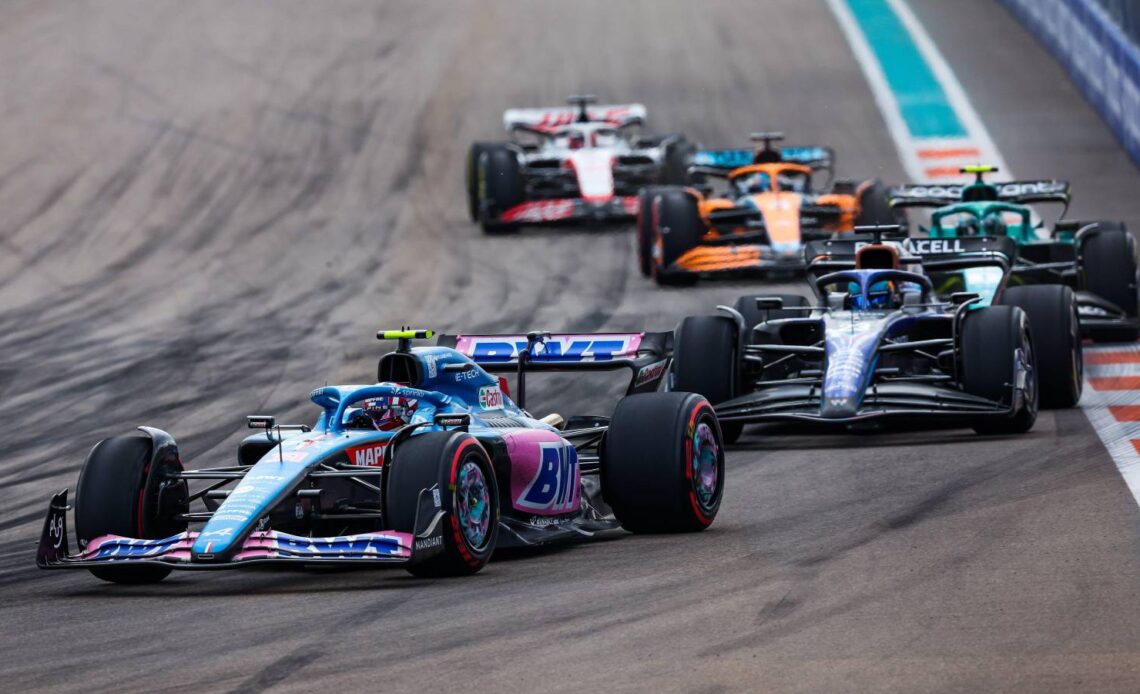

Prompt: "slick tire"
[652,188,702,286]
[1081,224,1140,342]
[663,137,696,185]
[999,285,1082,408]
[387,432,498,577]
[673,315,742,443]
[733,293,811,337]
[475,145,523,235]
[636,186,665,277]
[75,434,188,584]
[961,306,1038,435]
[603,392,724,533]
[854,179,901,228]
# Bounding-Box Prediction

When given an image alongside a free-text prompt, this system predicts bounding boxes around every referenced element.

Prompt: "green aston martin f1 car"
[888,166,1139,342]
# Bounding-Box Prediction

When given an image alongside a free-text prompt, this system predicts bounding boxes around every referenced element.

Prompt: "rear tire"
[733,293,811,337]
[673,315,741,442]
[1081,224,1140,342]
[854,179,899,228]
[663,138,695,185]
[999,285,1082,408]
[960,306,1038,434]
[475,145,523,235]
[465,142,491,222]
[75,433,188,584]
[652,189,703,286]
[603,392,724,532]
[386,432,498,577]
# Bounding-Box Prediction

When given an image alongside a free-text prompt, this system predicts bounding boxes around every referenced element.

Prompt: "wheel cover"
[690,420,720,510]
[456,460,491,550]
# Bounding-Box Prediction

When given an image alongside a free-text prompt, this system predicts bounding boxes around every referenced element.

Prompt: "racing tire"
[75,433,188,584]
[652,188,702,286]
[386,431,499,577]
[476,145,523,235]
[1081,224,1140,342]
[603,392,724,533]
[465,142,493,222]
[636,186,665,277]
[854,179,900,228]
[673,315,742,443]
[733,293,811,337]
[960,306,1038,435]
[999,285,1082,408]
[663,137,695,185]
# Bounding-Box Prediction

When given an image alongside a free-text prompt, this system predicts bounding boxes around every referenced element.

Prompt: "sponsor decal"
[635,359,669,387]
[904,238,964,254]
[516,443,579,512]
[892,181,1066,199]
[346,442,387,467]
[528,515,570,527]
[501,199,576,223]
[458,334,642,363]
[48,514,64,548]
[201,528,234,538]
[432,488,441,508]
[425,354,438,379]
[414,536,442,551]
[454,368,478,382]
[478,385,504,409]
[294,503,305,520]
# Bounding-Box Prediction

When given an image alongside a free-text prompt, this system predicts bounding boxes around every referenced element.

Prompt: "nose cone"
[821,396,859,419]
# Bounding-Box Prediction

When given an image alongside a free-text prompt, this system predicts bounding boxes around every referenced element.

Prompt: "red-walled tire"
[387,432,499,577]
[603,392,724,533]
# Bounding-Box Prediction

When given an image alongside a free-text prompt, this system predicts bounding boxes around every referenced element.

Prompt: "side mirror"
[950,292,981,305]
[756,297,785,310]
[247,415,276,430]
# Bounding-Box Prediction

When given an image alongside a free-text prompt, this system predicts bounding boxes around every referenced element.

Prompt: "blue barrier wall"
[999,0,1140,167]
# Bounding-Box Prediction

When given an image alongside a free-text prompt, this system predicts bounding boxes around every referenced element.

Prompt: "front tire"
[961,306,1038,434]
[75,433,188,584]
[603,392,724,533]
[999,285,1082,408]
[636,186,664,277]
[386,432,498,577]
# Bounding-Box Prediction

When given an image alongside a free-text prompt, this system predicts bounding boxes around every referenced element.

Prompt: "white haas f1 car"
[466,95,694,232]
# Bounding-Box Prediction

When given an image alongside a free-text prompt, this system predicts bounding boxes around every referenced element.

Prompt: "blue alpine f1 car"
[37,330,724,584]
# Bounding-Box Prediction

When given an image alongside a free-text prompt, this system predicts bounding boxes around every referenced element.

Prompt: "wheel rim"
[456,459,491,550]
[690,420,720,511]
[1018,327,1038,417]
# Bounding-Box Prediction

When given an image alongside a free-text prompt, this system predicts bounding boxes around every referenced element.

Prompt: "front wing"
[498,196,639,225]
[37,488,448,571]
[714,382,1017,425]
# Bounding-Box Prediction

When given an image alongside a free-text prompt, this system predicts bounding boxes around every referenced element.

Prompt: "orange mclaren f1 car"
[636,133,899,285]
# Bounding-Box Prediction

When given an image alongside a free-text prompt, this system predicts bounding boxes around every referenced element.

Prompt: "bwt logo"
[468,337,636,362]
[516,443,579,512]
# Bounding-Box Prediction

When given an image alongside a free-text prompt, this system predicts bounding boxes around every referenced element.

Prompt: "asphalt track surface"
[3,1,1140,692]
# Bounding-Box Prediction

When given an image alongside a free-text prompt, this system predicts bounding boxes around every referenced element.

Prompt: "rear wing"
[888,180,1071,209]
[437,332,672,396]
[692,146,835,171]
[502,104,647,133]
[804,235,1018,273]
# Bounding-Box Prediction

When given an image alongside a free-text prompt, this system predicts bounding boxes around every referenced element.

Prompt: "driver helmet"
[346,396,417,431]
[567,132,586,150]
[735,172,771,195]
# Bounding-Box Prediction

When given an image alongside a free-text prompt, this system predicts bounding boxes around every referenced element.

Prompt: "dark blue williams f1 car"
[37,329,724,584]
[669,228,1066,441]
